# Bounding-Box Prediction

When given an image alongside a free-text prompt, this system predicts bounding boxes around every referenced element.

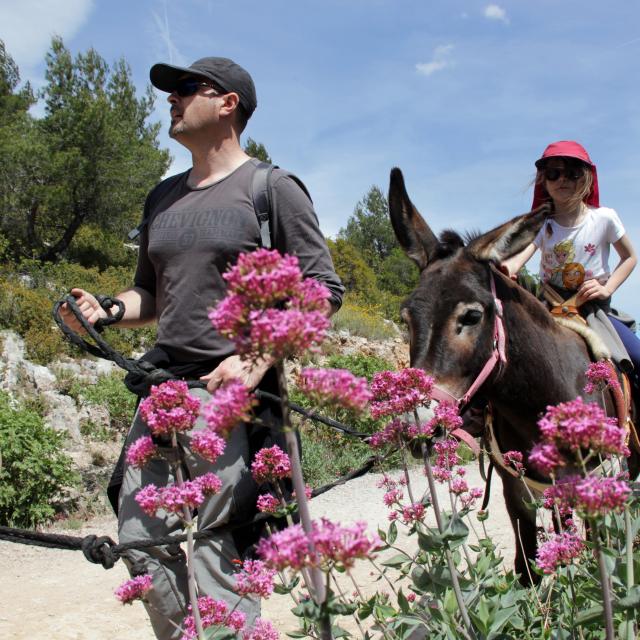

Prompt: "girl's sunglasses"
[543,166,585,182]
[174,79,220,97]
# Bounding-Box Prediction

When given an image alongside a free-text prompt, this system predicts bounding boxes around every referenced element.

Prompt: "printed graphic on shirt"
[541,238,594,290]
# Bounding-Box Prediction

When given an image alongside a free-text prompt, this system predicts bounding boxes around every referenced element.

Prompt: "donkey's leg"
[501,474,539,586]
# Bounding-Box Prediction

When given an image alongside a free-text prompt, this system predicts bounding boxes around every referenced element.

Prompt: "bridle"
[430,267,507,412]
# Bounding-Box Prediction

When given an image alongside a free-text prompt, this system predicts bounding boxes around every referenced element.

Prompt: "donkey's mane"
[435,230,466,259]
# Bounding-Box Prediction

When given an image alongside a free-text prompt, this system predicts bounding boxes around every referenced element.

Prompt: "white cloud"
[150,1,188,67]
[484,4,509,24]
[0,0,94,69]
[416,44,455,77]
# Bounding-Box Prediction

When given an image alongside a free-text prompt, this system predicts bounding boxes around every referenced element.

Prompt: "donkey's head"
[388,168,550,402]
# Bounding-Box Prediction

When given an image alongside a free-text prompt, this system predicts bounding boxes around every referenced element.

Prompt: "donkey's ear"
[388,168,439,270]
[467,202,551,263]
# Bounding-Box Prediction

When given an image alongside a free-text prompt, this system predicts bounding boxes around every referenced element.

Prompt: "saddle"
[541,283,640,454]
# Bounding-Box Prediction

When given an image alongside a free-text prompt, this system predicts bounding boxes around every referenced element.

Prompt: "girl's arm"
[578,234,637,302]
[502,242,538,277]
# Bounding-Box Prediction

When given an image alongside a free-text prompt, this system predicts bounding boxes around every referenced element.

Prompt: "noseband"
[430,268,507,411]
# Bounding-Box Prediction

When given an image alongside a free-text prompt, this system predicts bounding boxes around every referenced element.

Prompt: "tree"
[338,186,398,270]
[0,37,170,264]
[244,138,272,163]
[326,238,378,300]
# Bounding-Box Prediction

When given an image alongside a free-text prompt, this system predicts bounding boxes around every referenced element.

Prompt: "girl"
[504,140,640,380]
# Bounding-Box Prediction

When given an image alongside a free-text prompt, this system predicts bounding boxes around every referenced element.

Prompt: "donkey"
[387,167,639,582]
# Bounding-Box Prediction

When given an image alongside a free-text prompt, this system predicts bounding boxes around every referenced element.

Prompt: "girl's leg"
[608,314,640,386]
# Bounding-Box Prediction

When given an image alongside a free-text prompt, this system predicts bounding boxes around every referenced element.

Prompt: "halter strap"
[431,268,507,410]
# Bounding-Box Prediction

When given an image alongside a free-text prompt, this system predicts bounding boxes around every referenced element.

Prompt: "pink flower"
[256,493,281,513]
[584,361,621,395]
[426,401,463,433]
[181,596,246,640]
[383,488,403,507]
[400,503,426,524]
[114,574,153,604]
[209,249,332,360]
[243,618,280,640]
[370,368,434,418]
[135,484,161,517]
[126,435,158,469]
[191,430,226,463]
[536,532,584,574]
[460,487,484,509]
[251,445,292,484]
[203,379,256,439]
[134,474,221,517]
[298,367,372,413]
[537,397,628,458]
[233,559,277,598]
[529,442,565,475]
[139,381,201,436]
[434,439,460,468]
[544,475,631,517]
[584,243,596,256]
[256,524,313,571]
[451,477,469,495]
[292,484,313,501]
[223,249,303,305]
[503,450,524,474]
[311,518,383,569]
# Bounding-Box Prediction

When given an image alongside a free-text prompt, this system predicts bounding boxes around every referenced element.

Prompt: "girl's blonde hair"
[534,161,594,209]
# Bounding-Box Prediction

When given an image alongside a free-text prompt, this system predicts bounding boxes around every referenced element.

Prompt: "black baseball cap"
[150,56,257,118]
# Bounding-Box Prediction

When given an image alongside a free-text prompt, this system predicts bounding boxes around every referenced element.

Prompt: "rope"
[0,455,380,569]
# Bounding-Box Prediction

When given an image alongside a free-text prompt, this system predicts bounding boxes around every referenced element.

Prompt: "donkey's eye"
[459,309,483,326]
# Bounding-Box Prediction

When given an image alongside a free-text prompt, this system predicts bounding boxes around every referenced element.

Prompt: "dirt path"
[0,465,514,639]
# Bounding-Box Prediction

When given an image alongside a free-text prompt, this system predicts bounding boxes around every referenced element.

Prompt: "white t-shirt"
[533,206,625,291]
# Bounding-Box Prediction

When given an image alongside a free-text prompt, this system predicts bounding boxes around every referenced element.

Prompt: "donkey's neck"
[489,276,590,412]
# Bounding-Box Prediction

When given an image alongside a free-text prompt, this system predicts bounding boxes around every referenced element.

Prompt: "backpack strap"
[251,161,276,249]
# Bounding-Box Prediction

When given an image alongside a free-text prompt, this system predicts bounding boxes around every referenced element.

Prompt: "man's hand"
[60,288,108,333]
[576,278,611,305]
[200,355,274,393]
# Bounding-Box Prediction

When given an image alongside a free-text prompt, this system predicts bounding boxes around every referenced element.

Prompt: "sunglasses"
[174,79,221,97]
[543,166,585,182]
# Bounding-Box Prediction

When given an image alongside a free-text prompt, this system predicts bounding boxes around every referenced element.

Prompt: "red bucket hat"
[531,140,600,208]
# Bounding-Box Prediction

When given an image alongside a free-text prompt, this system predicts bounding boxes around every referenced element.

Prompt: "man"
[62,56,343,639]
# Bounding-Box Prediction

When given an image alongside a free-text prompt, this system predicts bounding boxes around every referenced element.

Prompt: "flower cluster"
[126,435,158,469]
[503,450,524,474]
[181,596,246,640]
[190,430,226,463]
[233,559,277,598]
[256,518,382,571]
[114,574,153,604]
[139,380,201,436]
[535,531,585,574]
[584,360,621,395]
[297,367,371,413]
[256,493,281,514]
[370,368,434,419]
[543,475,631,518]
[203,379,257,440]
[368,418,433,449]
[209,249,331,359]
[243,619,280,640]
[251,445,292,485]
[426,401,463,433]
[530,397,629,475]
[135,473,222,517]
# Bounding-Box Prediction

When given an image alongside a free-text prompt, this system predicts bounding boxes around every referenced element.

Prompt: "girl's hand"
[577,278,611,303]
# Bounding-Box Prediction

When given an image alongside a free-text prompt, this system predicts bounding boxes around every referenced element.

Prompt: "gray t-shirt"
[134,159,344,367]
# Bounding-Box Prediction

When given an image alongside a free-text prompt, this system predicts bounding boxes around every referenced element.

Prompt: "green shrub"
[324,353,394,381]
[0,392,79,527]
[0,260,156,364]
[69,371,136,434]
[331,300,397,341]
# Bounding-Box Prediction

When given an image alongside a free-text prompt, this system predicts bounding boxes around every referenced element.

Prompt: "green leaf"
[381,553,411,568]
[397,588,410,614]
[388,521,398,545]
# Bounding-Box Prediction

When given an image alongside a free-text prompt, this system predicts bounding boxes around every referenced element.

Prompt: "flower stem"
[624,507,636,640]
[171,431,205,640]
[421,442,476,639]
[275,362,331,640]
[592,523,615,640]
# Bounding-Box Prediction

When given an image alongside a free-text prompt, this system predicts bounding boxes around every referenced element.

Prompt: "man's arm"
[60,286,156,333]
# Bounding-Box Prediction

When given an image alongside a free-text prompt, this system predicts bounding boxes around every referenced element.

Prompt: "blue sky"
[2,0,640,317]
